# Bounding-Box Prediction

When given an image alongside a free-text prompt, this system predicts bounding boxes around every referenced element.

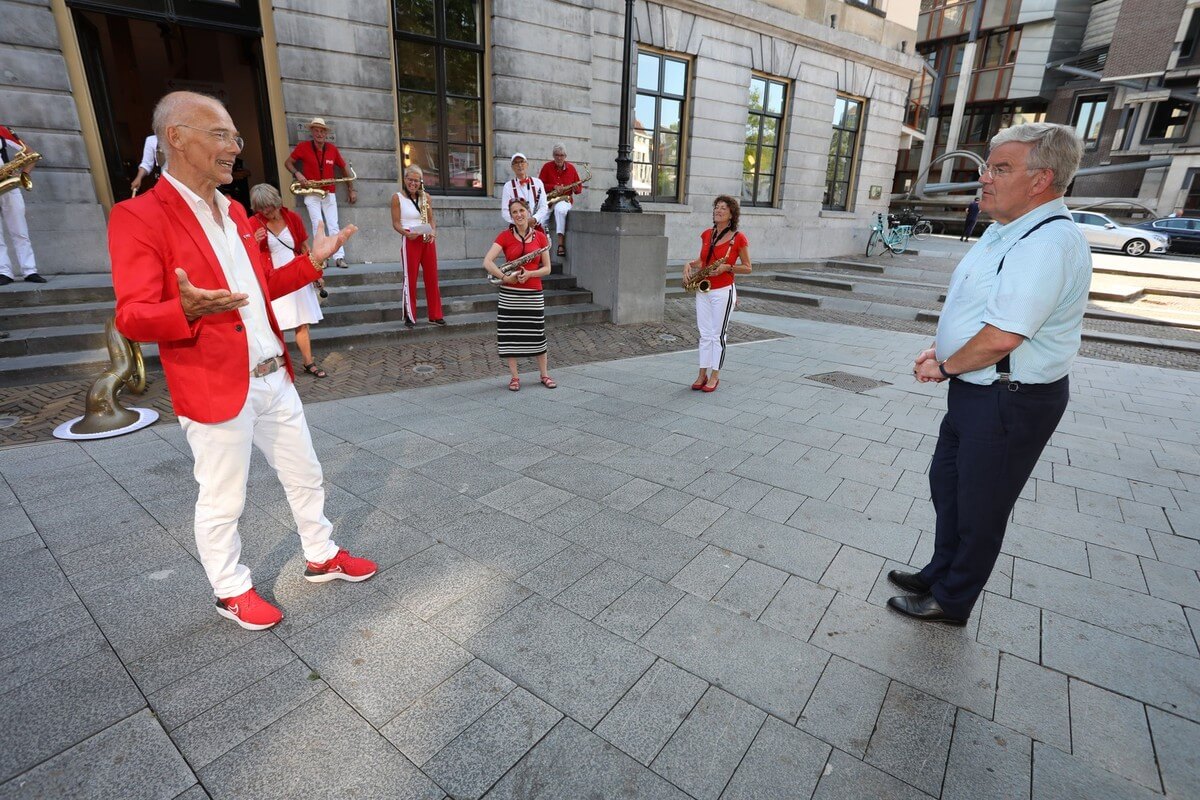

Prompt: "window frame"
[823,93,866,212]
[392,0,487,196]
[1142,98,1193,144]
[1070,93,1109,151]
[743,73,790,208]
[632,48,692,203]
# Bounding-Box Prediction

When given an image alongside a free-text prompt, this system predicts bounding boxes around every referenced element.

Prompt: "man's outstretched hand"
[311,221,358,263]
[176,268,249,322]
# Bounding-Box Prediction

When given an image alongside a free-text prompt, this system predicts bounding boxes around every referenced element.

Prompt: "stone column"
[566,210,667,324]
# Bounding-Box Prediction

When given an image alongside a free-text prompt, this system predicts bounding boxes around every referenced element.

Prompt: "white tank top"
[396,191,423,228]
[265,226,296,270]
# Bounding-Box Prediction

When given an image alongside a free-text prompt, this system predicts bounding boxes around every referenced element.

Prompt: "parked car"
[1132,217,1200,254]
[1069,211,1168,257]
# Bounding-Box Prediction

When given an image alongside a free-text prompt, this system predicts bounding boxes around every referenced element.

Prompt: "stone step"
[0,287,595,359]
[0,302,610,386]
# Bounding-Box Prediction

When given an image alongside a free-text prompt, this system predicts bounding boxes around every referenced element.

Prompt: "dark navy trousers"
[918,376,1070,617]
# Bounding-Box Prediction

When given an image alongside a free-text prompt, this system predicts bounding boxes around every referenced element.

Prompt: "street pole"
[601,0,642,212]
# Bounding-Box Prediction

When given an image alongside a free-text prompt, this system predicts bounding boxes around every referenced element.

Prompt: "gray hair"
[249,183,282,212]
[552,143,567,156]
[151,91,222,167]
[404,164,424,178]
[989,123,1083,194]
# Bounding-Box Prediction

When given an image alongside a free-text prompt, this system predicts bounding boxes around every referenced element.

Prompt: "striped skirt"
[496,286,547,357]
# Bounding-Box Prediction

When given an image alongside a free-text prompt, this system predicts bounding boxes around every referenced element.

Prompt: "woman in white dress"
[249,183,327,377]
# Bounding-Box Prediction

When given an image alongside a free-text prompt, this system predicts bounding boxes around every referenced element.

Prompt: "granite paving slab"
[864,682,955,796]
[1147,707,1200,800]
[373,544,498,620]
[719,715,831,800]
[198,690,443,800]
[593,576,685,642]
[812,748,935,800]
[0,709,195,800]
[994,654,1072,752]
[641,594,829,723]
[812,594,1000,717]
[797,656,891,758]
[0,620,107,697]
[562,509,706,582]
[554,559,642,620]
[788,498,921,563]
[422,688,562,800]
[466,594,656,728]
[941,710,1032,800]
[593,659,708,766]
[669,545,746,600]
[285,592,471,726]
[429,577,534,644]
[381,659,515,767]
[433,510,569,577]
[483,719,690,800]
[1069,679,1161,791]
[700,509,840,582]
[1031,742,1162,800]
[711,559,788,618]
[1042,612,1200,721]
[0,648,146,783]
[650,686,765,800]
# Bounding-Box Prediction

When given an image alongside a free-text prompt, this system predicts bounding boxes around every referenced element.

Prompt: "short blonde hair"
[249,183,282,212]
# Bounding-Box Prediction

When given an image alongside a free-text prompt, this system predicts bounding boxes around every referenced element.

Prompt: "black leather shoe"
[24,274,47,283]
[887,593,967,626]
[887,569,930,593]
[0,275,13,286]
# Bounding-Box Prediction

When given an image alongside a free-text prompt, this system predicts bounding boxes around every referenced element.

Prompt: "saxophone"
[683,253,729,294]
[488,245,551,285]
[289,164,356,198]
[418,179,431,242]
[0,143,40,196]
[546,166,592,207]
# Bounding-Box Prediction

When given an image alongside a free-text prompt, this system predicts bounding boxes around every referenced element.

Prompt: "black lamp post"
[601,0,642,213]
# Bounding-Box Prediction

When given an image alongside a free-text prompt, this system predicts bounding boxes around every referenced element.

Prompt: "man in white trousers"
[285,117,356,268]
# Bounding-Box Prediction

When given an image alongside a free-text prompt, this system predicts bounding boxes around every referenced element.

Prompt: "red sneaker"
[304,549,378,583]
[215,588,282,630]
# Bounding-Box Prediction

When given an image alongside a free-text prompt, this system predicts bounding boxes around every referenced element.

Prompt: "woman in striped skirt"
[483,197,556,391]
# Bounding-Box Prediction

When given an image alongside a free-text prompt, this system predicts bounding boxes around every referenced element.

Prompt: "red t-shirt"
[697,228,748,292]
[538,161,582,202]
[249,208,309,258]
[494,228,549,291]
[288,140,346,191]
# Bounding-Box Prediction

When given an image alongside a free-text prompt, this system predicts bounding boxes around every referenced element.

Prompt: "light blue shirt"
[936,198,1091,385]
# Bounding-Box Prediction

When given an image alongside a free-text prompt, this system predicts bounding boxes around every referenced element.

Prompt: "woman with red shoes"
[683,194,752,392]
[391,165,444,327]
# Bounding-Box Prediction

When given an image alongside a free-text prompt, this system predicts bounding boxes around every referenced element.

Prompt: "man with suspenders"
[285,118,356,269]
[892,123,1091,626]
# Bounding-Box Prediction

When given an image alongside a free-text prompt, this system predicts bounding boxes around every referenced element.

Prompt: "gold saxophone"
[0,143,41,196]
[683,253,729,294]
[488,245,551,285]
[418,179,431,241]
[289,163,356,198]
[547,166,591,207]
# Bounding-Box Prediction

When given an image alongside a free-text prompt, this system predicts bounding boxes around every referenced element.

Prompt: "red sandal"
[540,375,558,389]
[508,376,520,392]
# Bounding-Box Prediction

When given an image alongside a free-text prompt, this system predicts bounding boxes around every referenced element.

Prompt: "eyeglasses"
[978,163,1043,179]
[176,125,244,151]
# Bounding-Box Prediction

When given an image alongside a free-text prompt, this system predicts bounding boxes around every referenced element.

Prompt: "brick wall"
[1104,0,1187,77]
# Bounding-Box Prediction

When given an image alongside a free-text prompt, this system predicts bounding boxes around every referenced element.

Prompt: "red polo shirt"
[288,140,346,192]
[538,161,581,201]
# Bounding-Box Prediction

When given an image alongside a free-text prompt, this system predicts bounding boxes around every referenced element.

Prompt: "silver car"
[1070,211,1169,257]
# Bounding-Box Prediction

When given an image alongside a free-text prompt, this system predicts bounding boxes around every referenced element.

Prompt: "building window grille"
[743,76,789,206]
[824,94,864,211]
[1144,99,1192,142]
[1071,94,1108,150]
[633,50,690,202]
[394,0,485,194]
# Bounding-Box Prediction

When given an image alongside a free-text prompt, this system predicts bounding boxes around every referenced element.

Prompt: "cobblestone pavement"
[3,313,1200,799]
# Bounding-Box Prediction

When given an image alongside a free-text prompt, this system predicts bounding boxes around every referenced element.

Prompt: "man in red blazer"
[110,91,377,631]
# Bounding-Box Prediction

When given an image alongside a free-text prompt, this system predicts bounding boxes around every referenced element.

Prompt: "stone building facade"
[3,0,920,274]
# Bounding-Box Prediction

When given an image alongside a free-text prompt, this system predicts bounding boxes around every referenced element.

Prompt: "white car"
[1070,211,1169,257]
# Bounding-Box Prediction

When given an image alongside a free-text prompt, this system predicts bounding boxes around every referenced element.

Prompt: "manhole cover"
[805,371,890,393]
[0,416,18,429]
[412,364,438,375]
[658,334,679,342]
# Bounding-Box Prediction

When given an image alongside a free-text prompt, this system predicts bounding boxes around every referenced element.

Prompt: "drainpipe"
[939,0,987,184]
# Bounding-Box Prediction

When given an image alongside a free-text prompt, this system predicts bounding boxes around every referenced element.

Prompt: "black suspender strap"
[994,214,1071,376]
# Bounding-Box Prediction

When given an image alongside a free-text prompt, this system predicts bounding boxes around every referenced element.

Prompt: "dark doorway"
[70,4,276,208]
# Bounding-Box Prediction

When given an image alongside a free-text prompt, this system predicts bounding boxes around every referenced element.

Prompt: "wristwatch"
[938,361,957,379]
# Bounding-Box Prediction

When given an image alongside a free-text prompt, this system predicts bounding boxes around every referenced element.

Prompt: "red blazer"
[110,179,321,423]
[248,208,308,260]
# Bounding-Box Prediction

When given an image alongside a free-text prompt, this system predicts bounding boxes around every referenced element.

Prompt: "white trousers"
[551,200,570,235]
[696,284,735,370]
[0,190,37,277]
[180,370,338,599]
[302,193,345,261]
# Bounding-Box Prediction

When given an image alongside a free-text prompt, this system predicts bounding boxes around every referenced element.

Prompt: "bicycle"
[866,213,912,256]
[894,207,935,240]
